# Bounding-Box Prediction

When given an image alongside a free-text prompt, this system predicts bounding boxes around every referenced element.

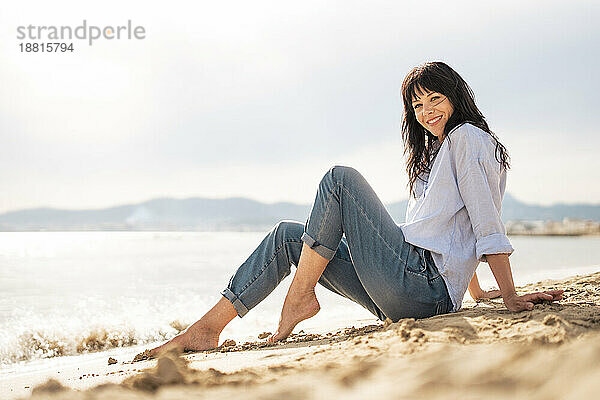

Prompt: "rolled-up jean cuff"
[221,288,249,318]
[301,232,336,260]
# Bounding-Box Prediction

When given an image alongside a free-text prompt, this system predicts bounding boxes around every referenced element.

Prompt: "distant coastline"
[506,218,600,236]
[0,194,598,232]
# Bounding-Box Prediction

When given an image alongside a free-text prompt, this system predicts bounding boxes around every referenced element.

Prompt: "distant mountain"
[501,193,600,221]
[0,198,309,231]
[0,194,598,231]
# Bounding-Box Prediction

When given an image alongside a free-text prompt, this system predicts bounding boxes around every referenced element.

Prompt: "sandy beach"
[4,271,600,400]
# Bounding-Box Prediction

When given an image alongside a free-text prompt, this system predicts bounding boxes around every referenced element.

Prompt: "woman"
[150,61,563,355]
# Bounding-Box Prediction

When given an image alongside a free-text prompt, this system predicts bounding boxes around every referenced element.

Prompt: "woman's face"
[411,88,454,141]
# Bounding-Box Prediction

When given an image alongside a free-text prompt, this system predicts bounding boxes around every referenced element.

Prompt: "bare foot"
[149,326,220,357]
[268,288,320,343]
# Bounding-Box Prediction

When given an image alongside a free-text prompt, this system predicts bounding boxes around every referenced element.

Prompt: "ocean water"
[1,231,599,373]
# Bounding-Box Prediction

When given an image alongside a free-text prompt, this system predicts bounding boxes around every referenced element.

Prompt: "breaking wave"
[0,320,189,367]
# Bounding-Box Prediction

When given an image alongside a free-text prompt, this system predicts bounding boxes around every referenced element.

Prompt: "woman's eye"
[413,104,422,109]
[431,96,439,101]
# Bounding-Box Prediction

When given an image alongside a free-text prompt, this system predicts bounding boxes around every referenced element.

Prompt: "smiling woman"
[142,61,563,358]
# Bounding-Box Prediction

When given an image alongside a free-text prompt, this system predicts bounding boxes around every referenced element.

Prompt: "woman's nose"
[423,102,434,114]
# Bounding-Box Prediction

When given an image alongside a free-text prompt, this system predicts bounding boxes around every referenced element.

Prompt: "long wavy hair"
[401,62,510,198]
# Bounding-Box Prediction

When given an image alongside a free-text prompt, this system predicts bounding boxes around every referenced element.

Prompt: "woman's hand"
[474,288,502,302]
[485,254,564,312]
[502,290,564,312]
[468,272,502,302]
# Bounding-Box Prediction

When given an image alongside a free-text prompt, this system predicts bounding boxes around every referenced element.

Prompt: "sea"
[1,231,599,376]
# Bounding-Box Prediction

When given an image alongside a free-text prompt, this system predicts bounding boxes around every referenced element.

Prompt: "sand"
[8,271,600,400]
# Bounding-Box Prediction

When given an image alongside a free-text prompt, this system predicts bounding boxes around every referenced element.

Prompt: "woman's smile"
[426,115,443,126]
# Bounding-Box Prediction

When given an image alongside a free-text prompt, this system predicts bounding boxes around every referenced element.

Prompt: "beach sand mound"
[25,272,600,400]
[123,345,266,392]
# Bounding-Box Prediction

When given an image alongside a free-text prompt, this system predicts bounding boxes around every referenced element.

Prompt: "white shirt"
[400,122,514,311]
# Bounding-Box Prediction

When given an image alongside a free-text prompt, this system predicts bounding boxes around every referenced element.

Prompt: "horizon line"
[2,192,600,216]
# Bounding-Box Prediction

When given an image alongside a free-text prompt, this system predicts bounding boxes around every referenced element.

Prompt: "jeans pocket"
[405,245,427,276]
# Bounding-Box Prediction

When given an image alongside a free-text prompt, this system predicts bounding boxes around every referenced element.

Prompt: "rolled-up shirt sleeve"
[451,129,514,262]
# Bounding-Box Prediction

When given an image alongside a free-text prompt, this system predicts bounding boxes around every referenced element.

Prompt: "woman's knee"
[329,165,357,177]
[327,165,365,189]
[272,220,304,244]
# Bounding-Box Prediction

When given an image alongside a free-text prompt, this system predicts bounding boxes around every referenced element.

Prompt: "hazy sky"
[1,0,599,213]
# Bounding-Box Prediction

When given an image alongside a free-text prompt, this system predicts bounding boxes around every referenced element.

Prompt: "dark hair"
[401,61,510,198]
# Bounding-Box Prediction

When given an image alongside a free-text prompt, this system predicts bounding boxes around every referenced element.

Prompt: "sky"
[1,0,599,213]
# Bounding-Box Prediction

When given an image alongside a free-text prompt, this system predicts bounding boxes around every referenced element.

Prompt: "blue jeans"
[221,166,452,322]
